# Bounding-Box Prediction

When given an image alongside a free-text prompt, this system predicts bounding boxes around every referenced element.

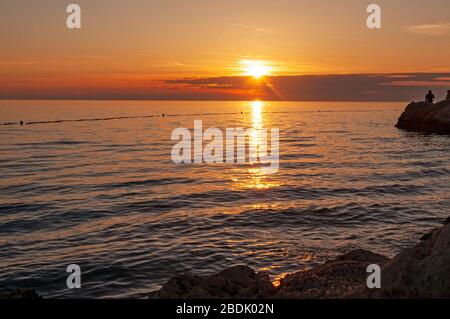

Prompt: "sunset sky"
[1,0,450,100]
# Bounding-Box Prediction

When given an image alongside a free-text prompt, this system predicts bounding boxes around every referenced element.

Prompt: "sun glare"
[252,101,263,127]
[240,60,272,79]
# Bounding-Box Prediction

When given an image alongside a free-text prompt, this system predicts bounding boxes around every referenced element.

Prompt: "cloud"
[167,73,450,101]
[3,73,450,101]
[382,80,450,87]
[386,75,414,79]
[434,77,450,81]
[229,23,281,34]
[0,60,45,66]
[405,22,450,36]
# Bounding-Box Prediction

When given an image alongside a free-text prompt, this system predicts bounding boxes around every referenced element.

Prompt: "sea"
[0,100,449,298]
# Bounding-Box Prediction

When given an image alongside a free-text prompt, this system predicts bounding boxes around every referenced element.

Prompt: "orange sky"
[1,0,450,100]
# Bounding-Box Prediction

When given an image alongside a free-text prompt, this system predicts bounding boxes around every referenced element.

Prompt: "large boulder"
[396,100,450,134]
[359,220,450,298]
[149,265,276,299]
[276,249,388,299]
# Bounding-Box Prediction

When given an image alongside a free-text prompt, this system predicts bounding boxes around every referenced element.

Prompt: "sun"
[240,60,272,79]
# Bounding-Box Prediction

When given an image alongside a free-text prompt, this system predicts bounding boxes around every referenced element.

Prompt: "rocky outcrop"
[149,250,389,299]
[275,250,388,298]
[149,265,276,299]
[357,219,450,298]
[396,100,450,134]
[150,217,450,299]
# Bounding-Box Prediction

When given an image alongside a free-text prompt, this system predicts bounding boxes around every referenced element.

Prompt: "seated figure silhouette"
[446,90,450,100]
[425,90,435,103]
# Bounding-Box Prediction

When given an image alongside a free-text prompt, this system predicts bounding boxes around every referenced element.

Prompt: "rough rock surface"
[357,220,450,298]
[149,265,276,299]
[396,100,450,134]
[276,249,388,298]
[149,250,389,299]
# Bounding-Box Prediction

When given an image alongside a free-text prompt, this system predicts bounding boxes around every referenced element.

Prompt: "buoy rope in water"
[0,108,386,126]
[0,111,278,126]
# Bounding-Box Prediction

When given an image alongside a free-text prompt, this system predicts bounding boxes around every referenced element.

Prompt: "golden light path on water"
[245,101,300,287]
[232,101,281,191]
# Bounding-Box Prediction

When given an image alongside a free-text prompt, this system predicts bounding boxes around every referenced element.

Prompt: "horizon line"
[0,98,414,103]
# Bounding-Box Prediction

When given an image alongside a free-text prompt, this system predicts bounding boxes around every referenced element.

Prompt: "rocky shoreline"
[150,216,450,299]
[396,100,450,134]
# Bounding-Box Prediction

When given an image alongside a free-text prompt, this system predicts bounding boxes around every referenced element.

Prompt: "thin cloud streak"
[405,22,450,36]
[229,23,282,34]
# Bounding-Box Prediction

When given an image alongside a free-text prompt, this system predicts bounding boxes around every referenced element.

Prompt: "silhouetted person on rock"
[446,90,450,100]
[425,90,435,103]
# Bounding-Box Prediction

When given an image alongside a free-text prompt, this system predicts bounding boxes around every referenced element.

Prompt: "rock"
[150,273,203,299]
[275,249,389,299]
[0,289,41,299]
[358,221,450,298]
[442,216,450,225]
[150,250,389,299]
[419,231,434,241]
[150,265,276,299]
[334,249,389,263]
[396,100,450,134]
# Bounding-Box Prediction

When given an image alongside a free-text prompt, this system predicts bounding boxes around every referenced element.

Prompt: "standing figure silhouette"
[425,90,435,103]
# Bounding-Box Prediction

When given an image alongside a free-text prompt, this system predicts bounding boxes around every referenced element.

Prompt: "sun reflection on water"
[232,101,281,190]
[252,100,263,127]
[240,167,281,189]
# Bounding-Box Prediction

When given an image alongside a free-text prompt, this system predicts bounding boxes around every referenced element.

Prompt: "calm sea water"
[0,100,449,298]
